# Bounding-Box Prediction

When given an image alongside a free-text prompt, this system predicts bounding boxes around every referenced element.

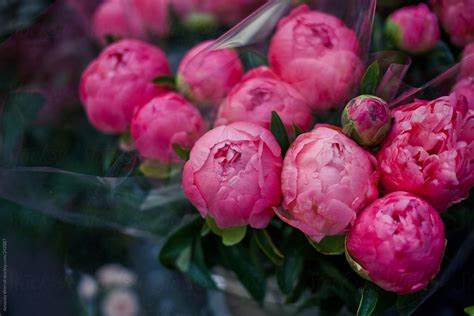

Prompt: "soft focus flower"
[77,275,98,301]
[453,77,474,109]
[430,0,474,47]
[170,0,264,27]
[346,191,446,294]
[341,95,391,146]
[130,0,170,37]
[177,40,244,108]
[459,44,474,79]
[386,4,440,54]
[279,125,379,242]
[96,264,137,288]
[215,67,312,135]
[80,39,170,134]
[131,92,206,163]
[102,289,140,316]
[269,5,363,111]
[92,0,144,44]
[182,122,282,229]
[378,95,474,211]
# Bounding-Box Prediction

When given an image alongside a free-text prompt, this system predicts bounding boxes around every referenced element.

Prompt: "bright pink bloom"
[378,95,474,211]
[177,40,244,108]
[182,122,282,229]
[279,125,379,242]
[92,0,144,44]
[453,77,474,109]
[215,67,312,135]
[346,191,445,295]
[80,39,171,134]
[459,43,474,79]
[341,95,392,146]
[386,4,440,54]
[430,0,474,47]
[268,5,362,111]
[131,93,206,163]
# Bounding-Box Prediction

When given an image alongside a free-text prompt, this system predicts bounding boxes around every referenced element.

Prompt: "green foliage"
[270,111,290,156]
[253,229,284,266]
[360,61,380,95]
[206,217,247,246]
[357,282,380,316]
[172,143,191,161]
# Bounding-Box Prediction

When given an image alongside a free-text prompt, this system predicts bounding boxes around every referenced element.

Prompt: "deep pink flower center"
[296,21,334,49]
[249,87,272,107]
[214,144,242,176]
[367,100,387,122]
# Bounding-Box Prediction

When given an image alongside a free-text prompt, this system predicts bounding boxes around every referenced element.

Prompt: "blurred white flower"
[77,274,98,301]
[96,264,137,288]
[102,289,140,316]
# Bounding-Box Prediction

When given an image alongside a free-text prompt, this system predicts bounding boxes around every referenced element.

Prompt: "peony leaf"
[159,217,203,269]
[206,217,247,246]
[307,235,345,255]
[465,306,474,315]
[357,282,380,316]
[187,237,217,289]
[277,245,304,295]
[172,143,190,161]
[270,111,290,155]
[152,75,176,89]
[360,61,380,95]
[292,123,303,138]
[254,229,284,266]
[176,245,192,272]
[139,159,181,179]
[241,50,268,69]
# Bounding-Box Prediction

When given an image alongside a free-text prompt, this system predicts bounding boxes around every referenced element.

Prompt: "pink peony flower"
[128,0,170,37]
[430,0,474,47]
[92,0,145,44]
[341,95,392,146]
[215,67,312,135]
[268,5,363,111]
[79,39,171,134]
[177,40,244,108]
[378,95,474,211]
[453,77,474,109]
[459,44,474,79]
[279,125,379,242]
[131,92,206,163]
[346,191,446,295]
[182,122,282,229]
[386,4,440,54]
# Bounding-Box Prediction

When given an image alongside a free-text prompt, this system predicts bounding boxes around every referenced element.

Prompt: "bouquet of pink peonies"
[1,0,474,315]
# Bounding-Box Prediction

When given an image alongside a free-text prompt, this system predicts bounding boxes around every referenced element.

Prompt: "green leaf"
[139,159,181,179]
[152,76,176,89]
[176,245,192,272]
[270,111,290,156]
[292,124,303,138]
[187,237,217,289]
[396,289,428,316]
[360,61,380,95]
[307,235,345,255]
[172,143,190,161]
[219,243,266,303]
[277,245,304,295]
[159,217,203,269]
[241,50,268,69]
[465,306,474,315]
[206,217,247,246]
[357,282,380,316]
[254,229,284,266]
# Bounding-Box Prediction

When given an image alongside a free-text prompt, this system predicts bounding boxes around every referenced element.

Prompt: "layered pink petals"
[387,4,440,54]
[279,125,379,242]
[378,95,474,211]
[216,66,312,134]
[177,40,244,108]
[182,122,282,229]
[347,192,446,294]
[268,5,363,111]
[79,39,171,134]
[131,92,206,163]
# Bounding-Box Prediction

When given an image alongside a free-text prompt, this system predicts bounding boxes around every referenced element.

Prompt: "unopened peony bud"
[341,95,391,146]
[182,122,282,229]
[131,92,206,163]
[386,4,440,54]
[346,191,445,294]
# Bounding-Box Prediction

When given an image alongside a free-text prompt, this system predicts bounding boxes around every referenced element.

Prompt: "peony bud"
[131,92,206,163]
[378,94,474,211]
[279,125,379,242]
[182,122,282,229]
[341,95,391,146]
[177,40,244,108]
[346,191,446,294]
[215,66,312,135]
[268,5,363,111]
[131,0,170,37]
[430,0,474,47]
[79,39,171,134]
[385,4,440,54]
